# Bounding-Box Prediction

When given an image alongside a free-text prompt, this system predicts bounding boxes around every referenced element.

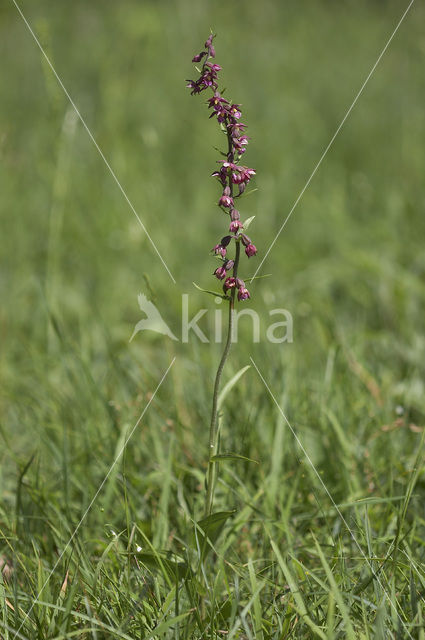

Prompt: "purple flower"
[229,220,243,233]
[213,244,227,257]
[237,286,251,301]
[219,193,234,208]
[229,104,242,119]
[186,80,202,95]
[223,277,236,291]
[205,62,222,73]
[213,234,232,257]
[232,135,249,154]
[245,243,257,257]
[208,96,229,122]
[231,166,256,184]
[228,122,247,137]
[210,107,228,123]
[200,70,218,90]
[222,161,238,171]
[214,265,227,280]
[208,92,228,106]
[230,208,240,221]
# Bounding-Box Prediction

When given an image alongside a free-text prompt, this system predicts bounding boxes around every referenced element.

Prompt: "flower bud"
[192,52,206,63]
[214,265,227,280]
[205,34,214,48]
[221,235,232,247]
[230,208,240,221]
[235,278,245,289]
[225,259,234,271]
[240,234,251,247]
[245,243,257,257]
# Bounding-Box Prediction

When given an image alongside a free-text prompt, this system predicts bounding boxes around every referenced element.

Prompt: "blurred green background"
[1,0,425,622]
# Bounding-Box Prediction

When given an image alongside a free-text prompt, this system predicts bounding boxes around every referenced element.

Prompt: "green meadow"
[1,1,425,637]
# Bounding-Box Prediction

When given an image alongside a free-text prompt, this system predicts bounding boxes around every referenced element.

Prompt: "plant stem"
[204,113,241,517]
[204,241,240,517]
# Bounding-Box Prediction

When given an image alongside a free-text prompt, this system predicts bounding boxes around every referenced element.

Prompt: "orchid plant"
[187,34,257,516]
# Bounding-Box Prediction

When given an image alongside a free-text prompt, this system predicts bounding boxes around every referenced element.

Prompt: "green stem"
[204,241,240,517]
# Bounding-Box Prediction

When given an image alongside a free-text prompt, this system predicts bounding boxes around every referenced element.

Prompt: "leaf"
[211,452,259,464]
[145,611,192,639]
[194,511,234,561]
[244,273,272,283]
[213,145,228,158]
[270,540,327,639]
[193,282,229,300]
[242,215,255,230]
[313,537,356,639]
[243,187,258,197]
[136,550,189,582]
[410,569,418,619]
[218,365,250,408]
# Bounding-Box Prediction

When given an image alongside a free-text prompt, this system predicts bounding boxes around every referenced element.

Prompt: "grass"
[1,0,425,637]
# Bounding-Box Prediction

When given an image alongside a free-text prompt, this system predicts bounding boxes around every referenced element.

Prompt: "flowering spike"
[187,34,257,302]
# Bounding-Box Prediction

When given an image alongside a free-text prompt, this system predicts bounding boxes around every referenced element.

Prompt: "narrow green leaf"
[248,558,264,639]
[210,452,259,464]
[194,510,234,561]
[313,537,356,640]
[136,550,188,582]
[244,273,272,283]
[193,282,229,300]
[145,611,191,639]
[270,540,326,639]
[218,365,250,408]
[242,215,255,230]
[410,569,418,619]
